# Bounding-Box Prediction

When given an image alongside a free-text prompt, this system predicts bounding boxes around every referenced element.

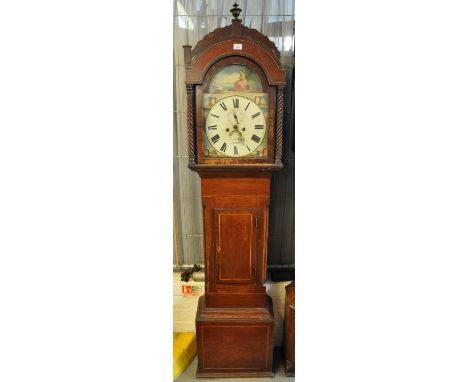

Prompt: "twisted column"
[186,85,196,165]
[275,86,285,165]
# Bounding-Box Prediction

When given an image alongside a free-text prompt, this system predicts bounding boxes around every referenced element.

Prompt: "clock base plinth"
[195,295,275,378]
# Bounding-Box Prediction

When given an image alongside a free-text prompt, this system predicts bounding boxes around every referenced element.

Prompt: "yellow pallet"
[173,332,197,380]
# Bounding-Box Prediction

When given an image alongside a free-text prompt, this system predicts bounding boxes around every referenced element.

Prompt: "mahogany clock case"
[182,4,290,378]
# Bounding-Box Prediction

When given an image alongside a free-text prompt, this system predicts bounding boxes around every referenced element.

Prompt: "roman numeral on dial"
[251,134,261,143]
[245,102,250,111]
[210,113,219,118]
[252,112,260,119]
[220,102,227,111]
[220,143,227,152]
[211,134,220,144]
[207,125,217,130]
[233,146,238,156]
[255,125,264,129]
[232,98,239,108]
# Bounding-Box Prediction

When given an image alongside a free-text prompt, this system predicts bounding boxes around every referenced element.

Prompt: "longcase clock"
[183,3,286,378]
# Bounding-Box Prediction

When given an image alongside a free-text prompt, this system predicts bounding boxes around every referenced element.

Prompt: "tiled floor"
[175,348,294,381]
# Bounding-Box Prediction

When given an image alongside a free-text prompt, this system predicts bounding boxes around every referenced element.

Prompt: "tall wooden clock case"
[183,3,286,378]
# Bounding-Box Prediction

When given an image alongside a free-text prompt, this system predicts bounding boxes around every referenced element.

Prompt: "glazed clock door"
[214,207,257,285]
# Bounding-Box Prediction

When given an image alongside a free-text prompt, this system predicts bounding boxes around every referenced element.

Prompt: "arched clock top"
[183,13,285,86]
[190,22,280,61]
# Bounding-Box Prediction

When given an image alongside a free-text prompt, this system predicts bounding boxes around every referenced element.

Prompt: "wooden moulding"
[196,294,274,322]
[189,163,283,174]
[191,20,280,62]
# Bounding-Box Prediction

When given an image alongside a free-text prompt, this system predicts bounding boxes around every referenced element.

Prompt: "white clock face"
[205,95,266,158]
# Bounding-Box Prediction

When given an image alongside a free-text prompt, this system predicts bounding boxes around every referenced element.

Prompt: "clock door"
[214,207,257,285]
[201,176,270,308]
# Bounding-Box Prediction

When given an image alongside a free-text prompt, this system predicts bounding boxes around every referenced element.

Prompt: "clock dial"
[205,95,266,157]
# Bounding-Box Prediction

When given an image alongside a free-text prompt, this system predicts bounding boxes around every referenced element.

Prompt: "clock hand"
[233,111,239,125]
[239,137,251,151]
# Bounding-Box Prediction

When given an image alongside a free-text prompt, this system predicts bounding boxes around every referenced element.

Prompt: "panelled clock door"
[214,207,257,284]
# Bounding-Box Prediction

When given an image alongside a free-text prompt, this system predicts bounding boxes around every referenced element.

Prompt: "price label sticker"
[233,43,242,50]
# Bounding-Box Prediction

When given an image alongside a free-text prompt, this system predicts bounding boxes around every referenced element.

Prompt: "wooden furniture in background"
[283,281,295,376]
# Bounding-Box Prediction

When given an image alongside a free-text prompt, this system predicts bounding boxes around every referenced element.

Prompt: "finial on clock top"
[230,2,242,19]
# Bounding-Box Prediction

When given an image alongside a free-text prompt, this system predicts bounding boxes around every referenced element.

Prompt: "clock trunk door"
[214,208,257,284]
